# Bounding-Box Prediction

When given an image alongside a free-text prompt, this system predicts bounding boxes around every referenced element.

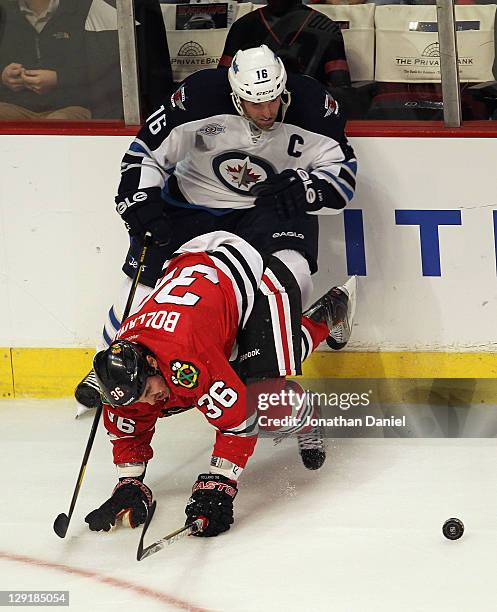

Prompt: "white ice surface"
[1,399,496,611]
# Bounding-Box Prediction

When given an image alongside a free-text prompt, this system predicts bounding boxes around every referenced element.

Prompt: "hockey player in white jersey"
[75,45,357,468]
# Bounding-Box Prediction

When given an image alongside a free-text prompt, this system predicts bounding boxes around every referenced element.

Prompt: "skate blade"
[75,404,96,419]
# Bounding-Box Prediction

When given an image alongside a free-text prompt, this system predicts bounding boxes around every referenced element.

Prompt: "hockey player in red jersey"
[85,232,356,537]
[75,45,357,445]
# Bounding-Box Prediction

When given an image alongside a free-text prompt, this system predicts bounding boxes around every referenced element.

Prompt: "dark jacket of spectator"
[0,0,174,120]
[0,0,91,112]
[219,0,351,92]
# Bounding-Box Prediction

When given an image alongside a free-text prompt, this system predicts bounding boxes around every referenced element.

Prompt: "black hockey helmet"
[93,340,158,407]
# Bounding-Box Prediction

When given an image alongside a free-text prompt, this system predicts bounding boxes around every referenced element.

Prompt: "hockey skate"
[297,426,326,470]
[296,392,326,470]
[273,415,326,470]
[303,276,357,350]
[74,369,102,418]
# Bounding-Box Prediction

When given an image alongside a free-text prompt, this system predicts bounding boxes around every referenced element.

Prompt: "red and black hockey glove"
[115,188,171,247]
[251,168,324,220]
[85,478,153,532]
[185,473,238,537]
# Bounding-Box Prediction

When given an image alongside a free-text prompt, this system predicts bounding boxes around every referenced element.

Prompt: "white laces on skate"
[297,428,325,451]
[330,320,349,344]
[85,371,100,390]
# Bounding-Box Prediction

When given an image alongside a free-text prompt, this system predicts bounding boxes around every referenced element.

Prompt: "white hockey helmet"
[228,45,289,117]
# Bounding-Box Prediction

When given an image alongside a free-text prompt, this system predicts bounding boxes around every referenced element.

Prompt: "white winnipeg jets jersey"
[118,69,357,214]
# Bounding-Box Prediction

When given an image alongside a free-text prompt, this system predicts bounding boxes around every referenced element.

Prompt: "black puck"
[442,518,464,540]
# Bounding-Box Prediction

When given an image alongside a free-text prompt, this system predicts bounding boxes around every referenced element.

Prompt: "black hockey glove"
[185,473,238,537]
[251,169,324,220]
[85,478,153,532]
[115,189,171,247]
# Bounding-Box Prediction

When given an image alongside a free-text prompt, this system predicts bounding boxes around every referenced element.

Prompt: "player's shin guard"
[303,276,357,350]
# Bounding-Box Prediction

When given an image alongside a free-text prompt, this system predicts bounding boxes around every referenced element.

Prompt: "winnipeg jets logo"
[213,152,276,195]
[227,159,261,188]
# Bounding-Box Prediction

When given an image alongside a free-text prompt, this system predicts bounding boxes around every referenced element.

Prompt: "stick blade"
[53,513,70,538]
[137,500,157,561]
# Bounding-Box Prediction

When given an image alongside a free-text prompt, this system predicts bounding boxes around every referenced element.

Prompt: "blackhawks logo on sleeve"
[170,360,200,389]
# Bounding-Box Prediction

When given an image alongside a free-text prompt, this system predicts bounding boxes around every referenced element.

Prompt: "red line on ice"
[0,550,210,611]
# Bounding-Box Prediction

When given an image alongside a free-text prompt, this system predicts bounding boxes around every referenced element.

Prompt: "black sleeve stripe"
[219,244,259,297]
[123,151,147,161]
[209,251,249,326]
[133,138,154,158]
[339,165,357,190]
[301,327,311,361]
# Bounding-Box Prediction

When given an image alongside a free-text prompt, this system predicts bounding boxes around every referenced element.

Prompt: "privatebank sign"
[343,209,497,277]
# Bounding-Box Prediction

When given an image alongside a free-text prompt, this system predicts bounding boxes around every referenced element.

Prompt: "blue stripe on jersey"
[109,306,121,331]
[344,159,358,176]
[129,141,148,155]
[102,326,112,347]
[318,170,354,202]
[161,182,234,216]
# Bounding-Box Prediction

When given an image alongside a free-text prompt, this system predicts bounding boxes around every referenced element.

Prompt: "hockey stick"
[53,232,152,539]
[137,501,208,561]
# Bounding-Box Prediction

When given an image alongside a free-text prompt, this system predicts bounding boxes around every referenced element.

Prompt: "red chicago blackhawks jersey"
[104,233,264,475]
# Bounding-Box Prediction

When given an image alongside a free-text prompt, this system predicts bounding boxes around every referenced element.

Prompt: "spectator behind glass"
[0,0,174,122]
[0,0,91,120]
[218,0,355,117]
[84,0,174,121]
[134,0,174,118]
